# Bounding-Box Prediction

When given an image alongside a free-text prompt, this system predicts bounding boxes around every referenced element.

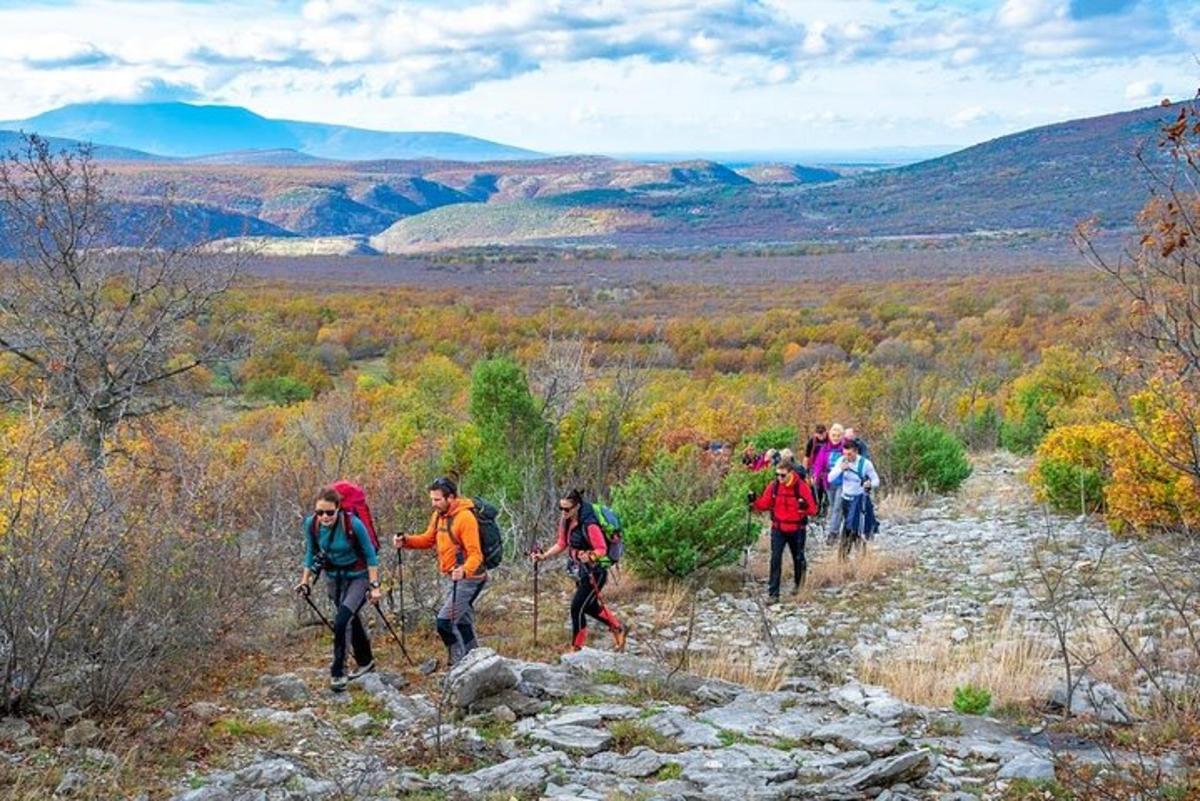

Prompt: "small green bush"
[952,683,992,715]
[1035,458,1104,515]
[885,419,973,493]
[245,375,313,405]
[999,409,1047,455]
[747,425,797,452]
[612,447,758,578]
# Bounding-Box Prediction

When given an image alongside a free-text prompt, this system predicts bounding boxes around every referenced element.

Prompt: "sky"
[1,0,1199,155]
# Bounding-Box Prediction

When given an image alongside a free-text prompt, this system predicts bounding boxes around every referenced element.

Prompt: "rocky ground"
[1,454,1191,800]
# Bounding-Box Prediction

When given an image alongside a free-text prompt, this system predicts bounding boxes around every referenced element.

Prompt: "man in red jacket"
[749,457,816,603]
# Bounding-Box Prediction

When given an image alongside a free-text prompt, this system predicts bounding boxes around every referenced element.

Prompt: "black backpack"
[449,497,505,571]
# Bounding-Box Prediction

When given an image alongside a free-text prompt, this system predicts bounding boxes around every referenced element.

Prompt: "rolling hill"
[0,101,1185,253]
[2,102,541,162]
[369,101,1184,251]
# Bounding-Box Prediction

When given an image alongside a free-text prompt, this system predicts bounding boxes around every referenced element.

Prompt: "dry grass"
[796,546,916,600]
[874,490,920,524]
[956,451,1033,516]
[643,580,691,629]
[686,647,788,692]
[858,613,1057,709]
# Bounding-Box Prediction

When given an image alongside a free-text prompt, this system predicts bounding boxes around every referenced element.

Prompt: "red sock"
[598,607,622,631]
[572,628,588,649]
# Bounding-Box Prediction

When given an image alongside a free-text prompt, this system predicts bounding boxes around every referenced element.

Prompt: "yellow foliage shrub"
[1032,386,1200,535]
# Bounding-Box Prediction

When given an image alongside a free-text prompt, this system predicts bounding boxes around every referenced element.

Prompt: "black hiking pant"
[768,526,807,599]
[328,574,373,678]
[813,482,828,518]
[571,568,618,639]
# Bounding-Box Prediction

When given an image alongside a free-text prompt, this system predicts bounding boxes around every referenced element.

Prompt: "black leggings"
[329,575,373,678]
[813,482,828,516]
[571,569,613,637]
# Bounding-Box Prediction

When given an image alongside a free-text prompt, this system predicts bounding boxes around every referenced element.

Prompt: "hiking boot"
[767,595,780,605]
[791,583,802,596]
[330,675,348,693]
[348,660,375,681]
[611,625,628,653]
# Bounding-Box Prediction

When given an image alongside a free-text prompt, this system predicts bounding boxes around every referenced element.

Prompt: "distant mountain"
[2,102,541,162]
[0,129,158,161]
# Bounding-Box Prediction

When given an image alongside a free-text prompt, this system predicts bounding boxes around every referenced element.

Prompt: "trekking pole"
[371,602,417,666]
[298,565,335,633]
[395,547,408,643]
[743,505,754,569]
[531,546,541,648]
[446,578,460,666]
[300,589,335,632]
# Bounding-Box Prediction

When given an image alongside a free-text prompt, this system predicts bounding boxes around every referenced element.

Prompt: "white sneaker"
[348,661,375,681]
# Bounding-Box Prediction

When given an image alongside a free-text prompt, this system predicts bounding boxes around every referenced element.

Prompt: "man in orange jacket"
[394,477,487,666]
[749,457,816,602]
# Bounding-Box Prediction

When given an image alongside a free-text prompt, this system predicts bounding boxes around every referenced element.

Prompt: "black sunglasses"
[559,505,575,513]
[315,508,339,517]
[775,471,788,478]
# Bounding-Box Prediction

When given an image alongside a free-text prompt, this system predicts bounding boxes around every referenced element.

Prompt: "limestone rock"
[63,719,101,747]
[580,746,668,778]
[997,751,1056,781]
[448,648,519,709]
[257,673,310,704]
[811,716,905,756]
[528,723,613,755]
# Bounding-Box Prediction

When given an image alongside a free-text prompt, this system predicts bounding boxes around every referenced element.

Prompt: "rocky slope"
[1,454,1185,800]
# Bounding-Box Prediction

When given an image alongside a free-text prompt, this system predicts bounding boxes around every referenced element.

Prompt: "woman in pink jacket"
[811,423,845,515]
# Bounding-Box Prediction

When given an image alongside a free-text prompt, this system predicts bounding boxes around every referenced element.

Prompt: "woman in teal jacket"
[295,487,381,691]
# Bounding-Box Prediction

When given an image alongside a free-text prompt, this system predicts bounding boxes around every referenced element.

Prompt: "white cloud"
[0,0,1197,152]
[948,105,996,129]
[1124,78,1164,103]
[996,0,1062,29]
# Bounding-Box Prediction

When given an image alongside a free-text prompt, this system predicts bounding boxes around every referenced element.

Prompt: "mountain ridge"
[2,101,541,162]
[0,101,1185,254]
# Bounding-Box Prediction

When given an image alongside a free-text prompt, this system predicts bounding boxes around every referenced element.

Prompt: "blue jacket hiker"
[295,487,381,692]
[828,441,881,557]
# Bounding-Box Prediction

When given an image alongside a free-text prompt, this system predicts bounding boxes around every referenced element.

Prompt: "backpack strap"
[308,515,321,565]
[790,478,810,511]
[444,511,466,566]
[344,510,367,569]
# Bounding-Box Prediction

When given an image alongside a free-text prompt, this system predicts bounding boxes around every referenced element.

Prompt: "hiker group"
[294,424,878,689]
[745,422,881,603]
[295,477,625,692]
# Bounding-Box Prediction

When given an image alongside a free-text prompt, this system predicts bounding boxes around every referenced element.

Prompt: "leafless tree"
[1077,99,1200,484]
[528,335,591,509]
[0,134,241,460]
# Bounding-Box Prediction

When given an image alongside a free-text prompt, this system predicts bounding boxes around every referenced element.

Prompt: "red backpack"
[308,480,381,571]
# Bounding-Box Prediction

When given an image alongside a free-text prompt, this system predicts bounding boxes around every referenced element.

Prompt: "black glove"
[747,491,757,504]
[293,581,311,597]
[798,498,809,511]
